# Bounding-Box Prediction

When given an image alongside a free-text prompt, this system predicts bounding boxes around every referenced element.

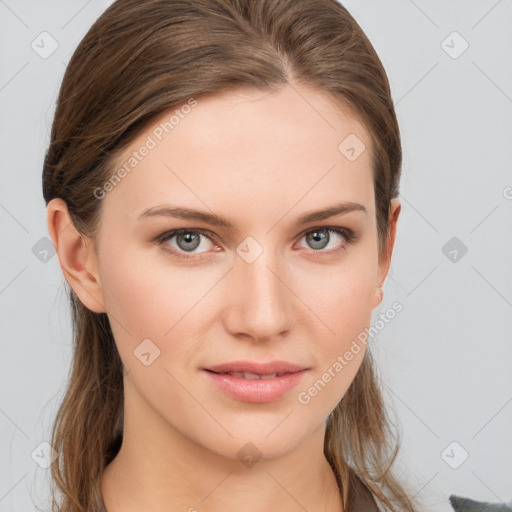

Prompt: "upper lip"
[204,360,308,375]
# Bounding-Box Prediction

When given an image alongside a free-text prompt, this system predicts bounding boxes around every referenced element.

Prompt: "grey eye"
[175,232,201,252]
[300,228,345,251]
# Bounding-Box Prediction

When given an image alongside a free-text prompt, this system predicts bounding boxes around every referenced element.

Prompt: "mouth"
[204,370,290,379]
[202,361,308,403]
[203,360,308,376]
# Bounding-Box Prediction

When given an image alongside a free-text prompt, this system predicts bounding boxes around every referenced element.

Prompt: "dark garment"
[449,495,512,512]
[347,481,381,512]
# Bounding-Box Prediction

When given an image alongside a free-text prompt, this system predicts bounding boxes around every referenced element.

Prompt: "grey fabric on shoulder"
[449,494,512,512]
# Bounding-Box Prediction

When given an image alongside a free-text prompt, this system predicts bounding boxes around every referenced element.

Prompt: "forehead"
[102,83,375,226]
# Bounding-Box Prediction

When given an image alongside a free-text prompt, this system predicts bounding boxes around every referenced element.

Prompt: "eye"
[296,226,356,255]
[157,229,217,260]
[156,226,357,261]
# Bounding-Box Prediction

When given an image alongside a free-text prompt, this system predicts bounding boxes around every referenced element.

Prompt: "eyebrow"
[137,201,367,228]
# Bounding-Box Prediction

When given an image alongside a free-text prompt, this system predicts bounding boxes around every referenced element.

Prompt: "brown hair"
[42,0,416,510]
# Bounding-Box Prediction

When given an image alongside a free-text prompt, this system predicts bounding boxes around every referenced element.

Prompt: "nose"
[222,248,294,343]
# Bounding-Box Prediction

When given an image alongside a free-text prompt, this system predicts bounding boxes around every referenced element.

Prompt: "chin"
[193,420,316,465]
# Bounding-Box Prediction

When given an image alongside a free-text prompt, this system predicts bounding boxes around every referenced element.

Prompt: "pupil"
[179,232,199,251]
[308,229,328,249]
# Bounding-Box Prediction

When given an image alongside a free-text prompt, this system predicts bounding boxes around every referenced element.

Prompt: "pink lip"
[202,360,308,403]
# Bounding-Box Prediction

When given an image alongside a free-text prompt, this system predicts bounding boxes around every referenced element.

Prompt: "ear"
[372,198,401,308]
[46,198,106,313]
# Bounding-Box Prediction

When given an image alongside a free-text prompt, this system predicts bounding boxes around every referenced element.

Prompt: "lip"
[204,360,308,375]
[202,360,308,403]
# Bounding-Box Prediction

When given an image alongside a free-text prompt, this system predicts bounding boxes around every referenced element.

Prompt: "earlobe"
[371,285,384,309]
[46,198,106,313]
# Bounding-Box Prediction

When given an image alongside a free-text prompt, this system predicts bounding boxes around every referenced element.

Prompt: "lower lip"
[202,369,307,403]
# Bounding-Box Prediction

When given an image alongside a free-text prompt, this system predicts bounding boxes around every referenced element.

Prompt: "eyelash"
[156,226,357,262]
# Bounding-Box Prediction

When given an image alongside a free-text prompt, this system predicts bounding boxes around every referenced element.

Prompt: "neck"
[101,381,343,512]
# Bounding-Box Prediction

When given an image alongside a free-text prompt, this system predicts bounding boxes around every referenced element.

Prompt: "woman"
[43,0,417,510]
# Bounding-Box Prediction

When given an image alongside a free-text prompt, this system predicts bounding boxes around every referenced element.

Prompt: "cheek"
[295,253,377,339]
[99,242,182,325]
[291,253,376,402]
[97,243,222,362]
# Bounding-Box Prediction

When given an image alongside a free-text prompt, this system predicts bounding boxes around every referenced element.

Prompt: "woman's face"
[79,83,397,461]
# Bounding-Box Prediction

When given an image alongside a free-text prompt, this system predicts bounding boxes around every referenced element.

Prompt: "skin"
[47,82,400,512]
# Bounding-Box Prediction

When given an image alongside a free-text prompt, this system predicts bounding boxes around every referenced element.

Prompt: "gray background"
[1,1,511,510]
